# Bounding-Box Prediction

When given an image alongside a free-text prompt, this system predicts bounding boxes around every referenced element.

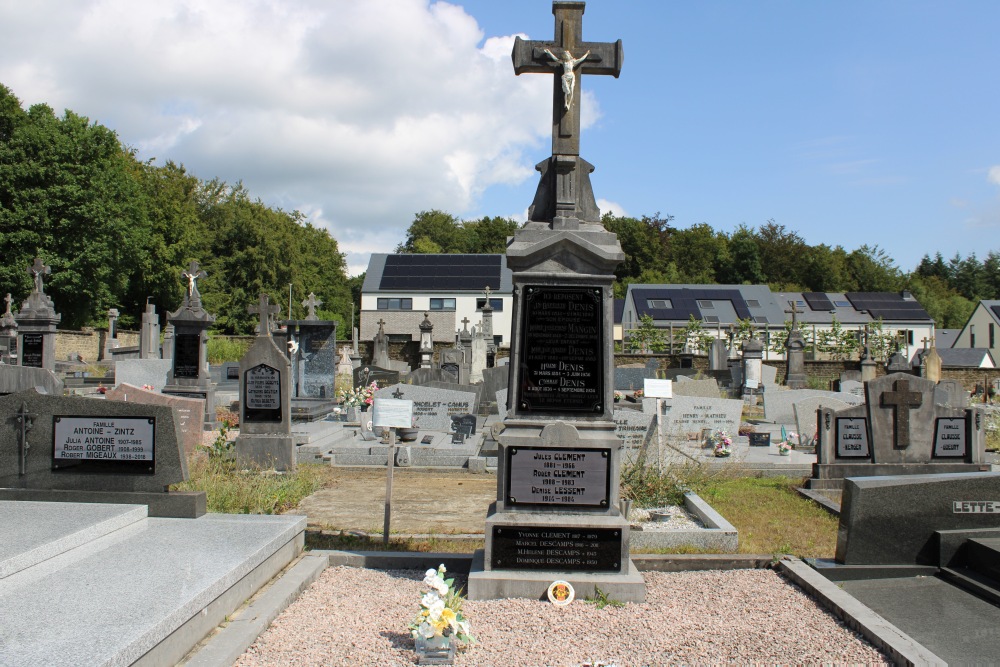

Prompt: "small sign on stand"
[644,379,672,471]
[373,398,413,545]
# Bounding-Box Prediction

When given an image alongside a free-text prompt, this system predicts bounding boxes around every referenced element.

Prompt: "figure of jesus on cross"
[543,48,591,111]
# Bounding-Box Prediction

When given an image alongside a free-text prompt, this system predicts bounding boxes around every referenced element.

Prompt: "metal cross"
[881,379,923,449]
[302,292,322,320]
[248,293,281,337]
[15,402,37,476]
[27,258,50,294]
[392,387,404,399]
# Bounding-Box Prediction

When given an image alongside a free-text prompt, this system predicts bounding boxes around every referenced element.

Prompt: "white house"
[951,299,1000,363]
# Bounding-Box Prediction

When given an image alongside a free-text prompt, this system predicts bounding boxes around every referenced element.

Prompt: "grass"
[172,454,329,514]
[306,530,484,553]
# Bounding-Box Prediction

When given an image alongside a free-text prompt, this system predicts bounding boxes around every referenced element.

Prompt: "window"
[647,299,671,309]
[476,298,503,311]
[698,300,714,308]
[746,299,760,308]
[377,298,412,310]
[429,298,456,311]
[704,315,720,323]
[754,316,769,324]
[834,301,851,308]
[991,323,995,349]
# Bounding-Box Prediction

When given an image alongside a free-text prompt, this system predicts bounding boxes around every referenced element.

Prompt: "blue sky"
[1,1,997,275]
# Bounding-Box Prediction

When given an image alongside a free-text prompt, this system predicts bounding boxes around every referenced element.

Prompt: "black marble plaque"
[506,447,611,508]
[21,333,43,368]
[933,417,967,458]
[173,333,201,378]
[517,286,603,413]
[353,365,399,389]
[243,363,282,423]
[836,417,871,458]
[490,525,621,572]
[451,413,476,436]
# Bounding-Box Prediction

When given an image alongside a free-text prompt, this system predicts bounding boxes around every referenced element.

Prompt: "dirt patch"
[287,467,497,534]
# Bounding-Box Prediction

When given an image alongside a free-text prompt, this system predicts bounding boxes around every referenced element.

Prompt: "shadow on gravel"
[379,629,415,651]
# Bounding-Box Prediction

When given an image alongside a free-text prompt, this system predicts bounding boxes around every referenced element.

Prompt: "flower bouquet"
[777,441,793,455]
[410,565,473,663]
[336,380,378,409]
[614,390,623,403]
[710,429,732,457]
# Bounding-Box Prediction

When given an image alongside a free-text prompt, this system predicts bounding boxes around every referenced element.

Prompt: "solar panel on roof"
[803,292,835,311]
[380,255,501,291]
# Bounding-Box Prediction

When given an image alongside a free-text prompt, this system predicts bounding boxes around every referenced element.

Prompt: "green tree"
[720,225,765,285]
[626,314,667,353]
[846,245,902,292]
[755,220,807,289]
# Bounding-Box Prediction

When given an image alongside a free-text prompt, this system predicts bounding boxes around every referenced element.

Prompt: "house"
[360,254,513,346]
[621,284,934,360]
[912,347,996,369]
[952,300,1000,364]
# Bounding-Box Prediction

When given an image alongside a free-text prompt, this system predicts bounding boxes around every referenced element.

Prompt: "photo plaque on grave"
[517,286,603,414]
[933,417,967,458]
[243,363,282,422]
[836,417,871,458]
[52,415,156,474]
[172,333,201,378]
[506,446,611,508]
[21,333,43,368]
[490,525,621,572]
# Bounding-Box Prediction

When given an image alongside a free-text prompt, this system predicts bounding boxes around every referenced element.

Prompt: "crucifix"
[27,258,50,294]
[15,402,37,476]
[512,1,623,227]
[3,293,12,316]
[881,379,922,449]
[248,292,280,337]
[181,261,207,306]
[302,292,322,319]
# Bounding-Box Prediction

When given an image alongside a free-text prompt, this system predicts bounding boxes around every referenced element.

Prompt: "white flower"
[428,598,445,619]
[438,564,447,574]
[421,591,441,608]
[425,568,437,579]
[418,621,436,639]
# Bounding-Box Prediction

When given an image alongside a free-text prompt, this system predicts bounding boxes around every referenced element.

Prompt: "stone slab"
[761,364,778,386]
[373,383,477,431]
[0,365,62,396]
[105,383,205,458]
[671,378,721,398]
[764,388,862,425]
[793,396,851,446]
[614,366,655,391]
[0,501,147,579]
[659,395,744,442]
[613,409,655,462]
[836,472,1000,565]
[113,359,173,392]
[0,488,206,518]
[0,511,305,667]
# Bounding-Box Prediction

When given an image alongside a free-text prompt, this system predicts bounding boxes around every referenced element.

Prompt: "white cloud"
[988,165,1000,187]
[597,198,627,218]
[0,0,601,274]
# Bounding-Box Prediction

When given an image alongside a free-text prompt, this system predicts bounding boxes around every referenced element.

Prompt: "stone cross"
[302,292,322,320]
[881,379,923,449]
[248,293,280,337]
[784,301,802,330]
[28,258,50,294]
[181,261,207,305]
[461,317,470,333]
[377,319,386,334]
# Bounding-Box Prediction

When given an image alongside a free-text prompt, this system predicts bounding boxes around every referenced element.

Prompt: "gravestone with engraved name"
[282,292,338,400]
[373,383,475,432]
[613,409,655,463]
[658,395,743,445]
[161,261,216,430]
[812,372,988,490]
[353,364,399,390]
[235,294,294,471]
[15,258,61,371]
[469,1,643,603]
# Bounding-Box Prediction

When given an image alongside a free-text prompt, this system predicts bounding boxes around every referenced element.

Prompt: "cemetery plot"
[506,447,610,508]
[52,416,155,474]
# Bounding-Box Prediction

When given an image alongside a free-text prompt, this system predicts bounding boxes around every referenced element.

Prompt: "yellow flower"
[441,608,456,624]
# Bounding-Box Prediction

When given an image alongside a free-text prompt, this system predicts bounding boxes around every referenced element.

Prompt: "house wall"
[360,292,514,344]
[954,303,1000,361]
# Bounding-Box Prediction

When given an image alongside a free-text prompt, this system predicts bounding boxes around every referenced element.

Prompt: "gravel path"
[235,566,890,666]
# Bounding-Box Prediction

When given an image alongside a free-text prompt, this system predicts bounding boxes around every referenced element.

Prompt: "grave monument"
[784,302,807,389]
[16,258,60,371]
[0,293,18,365]
[139,301,161,359]
[468,1,644,602]
[162,261,217,429]
[418,312,434,369]
[282,292,338,403]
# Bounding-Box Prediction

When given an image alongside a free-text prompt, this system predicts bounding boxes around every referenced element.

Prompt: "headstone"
[658,395,743,445]
[886,350,911,374]
[469,326,487,384]
[405,367,458,386]
[934,379,968,409]
[451,413,477,436]
[793,395,851,448]
[741,336,763,395]
[709,338,728,371]
[235,294,294,471]
[353,364,399,390]
[162,261,217,430]
[764,388,862,426]
[418,311,435,369]
[373,383,476,432]
[0,293,17,365]
[283,317,337,399]
[16,258,61,371]
[0,389,204,517]
[480,365,509,414]
[139,302,161,359]
[760,364,778,387]
[922,342,943,383]
[468,1,643,603]
[496,388,508,418]
[840,370,862,383]
[783,302,807,389]
[439,348,464,383]
[334,346,354,399]
[102,308,121,360]
[0,365,63,396]
[613,409,655,463]
[371,318,390,368]
[671,378,721,398]
[113,359,172,392]
[614,366,655,391]
[105,384,205,458]
[840,380,865,400]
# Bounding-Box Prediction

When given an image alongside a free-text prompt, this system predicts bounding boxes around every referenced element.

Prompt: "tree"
[670,223,727,284]
[720,225,764,285]
[846,245,902,292]
[755,220,807,289]
[626,314,668,353]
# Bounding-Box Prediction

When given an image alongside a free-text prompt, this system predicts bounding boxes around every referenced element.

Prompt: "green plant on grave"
[203,412,236,459]
[584,586,624,609]
[207,336,253,364]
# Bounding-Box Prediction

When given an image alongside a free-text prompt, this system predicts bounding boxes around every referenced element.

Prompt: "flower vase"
[346,405,359,422]
[415,633,455,665]
[779,448,791,456]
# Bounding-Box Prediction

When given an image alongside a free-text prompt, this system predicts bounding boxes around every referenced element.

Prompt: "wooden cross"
[512,2,623,158]
[881,379,923,449]
[302,292,322,319]
[15,402,37,476]
[181,261,207,304]
[27,258,50,294]
[248,293,280,337]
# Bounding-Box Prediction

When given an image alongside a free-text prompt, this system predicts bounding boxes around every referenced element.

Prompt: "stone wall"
[54,329,140,363]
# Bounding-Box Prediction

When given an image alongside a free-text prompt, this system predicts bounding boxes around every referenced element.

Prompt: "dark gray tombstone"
[353,364,399,389]
[16,258,61,371]
[284,318,338,399]
[451,413,477,436]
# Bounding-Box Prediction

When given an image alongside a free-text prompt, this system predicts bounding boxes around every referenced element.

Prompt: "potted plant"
[410,564,474,664]
[777,440,793,456]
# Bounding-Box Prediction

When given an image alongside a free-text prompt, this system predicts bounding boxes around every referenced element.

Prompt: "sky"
[1,0,998,277]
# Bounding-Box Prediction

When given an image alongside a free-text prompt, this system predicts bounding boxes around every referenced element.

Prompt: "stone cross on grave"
[3,293,12,316]
[512,1,623,228]
[881,379,923,449]
[784,301,802,330]
[181,261,207,306]
[27,258,50,294]
[302,292,322,320]
[377,319,386,335]
[248,293,280,337]
[461,317,470,334]
[481,285,493,312]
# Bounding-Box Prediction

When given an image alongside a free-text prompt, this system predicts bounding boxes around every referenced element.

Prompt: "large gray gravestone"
[934,379,968,409]
[840,379,865,400]
[0,389,204,517]
[659,395,743,443]
[812,372,988,490]
[793,395,851,448]
[353,364,399,390]
[16,258,61,371]
[162,261,216,430]
[114,359,172,392]
[405,367,457,387]
[783,303,807,389]
[0,365,62,396]
[236,294,294,471]
[468,1,643,603]
[672,378,721,399]
[764,388,862,426]
[105,384,205,458]
[283,317,338,399]
[139,302,161,359]
[373,383,476,432]
[614,366,654,391]
[613,409,655,463]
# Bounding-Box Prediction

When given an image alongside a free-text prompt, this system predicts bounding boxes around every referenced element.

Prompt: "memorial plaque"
[21,333,43,368]
[934,417,967,458]
[836,417,870,458]
[172,333,201,378]
[52,415,156,474]
[353,365,399,389]
[490,525,621,572]
[506,447,610,508]
[451,414,477,436]
[244,363,282,422]
[226,366,239,380]
[517,286,603,414]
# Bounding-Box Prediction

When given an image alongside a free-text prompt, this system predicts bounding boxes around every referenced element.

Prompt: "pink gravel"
[234,565,890,666]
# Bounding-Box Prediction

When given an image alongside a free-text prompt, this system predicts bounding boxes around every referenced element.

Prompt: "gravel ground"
[234,566,890,667]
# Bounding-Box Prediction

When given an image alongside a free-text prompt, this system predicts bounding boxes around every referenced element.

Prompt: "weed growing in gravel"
[584,586,625,609]
[173,455,327,514]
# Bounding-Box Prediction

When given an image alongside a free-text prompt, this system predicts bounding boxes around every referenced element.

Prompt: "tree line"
[0,84,356,334]
[397,209,999,329]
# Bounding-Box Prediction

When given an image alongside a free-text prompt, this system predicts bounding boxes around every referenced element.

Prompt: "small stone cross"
[461,317,470,333]
[27,258,50,294]
[181,261,207,304]
[302,292,322,320]
[377,319,387,334]
[881,379,923,449]
[248,293,281,337]
[784,301,802,330]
